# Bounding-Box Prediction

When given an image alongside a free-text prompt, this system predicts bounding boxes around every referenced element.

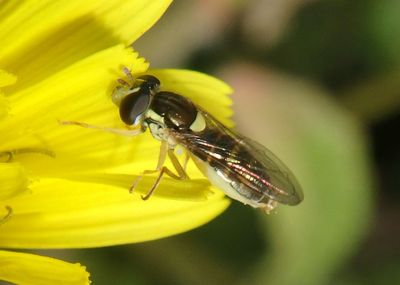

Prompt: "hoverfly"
[64,68,303,212]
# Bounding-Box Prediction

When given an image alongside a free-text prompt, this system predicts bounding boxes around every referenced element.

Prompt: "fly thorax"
[149,91,206,133]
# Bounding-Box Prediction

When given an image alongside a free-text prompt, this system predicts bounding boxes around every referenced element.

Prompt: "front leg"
[59,120,143,136]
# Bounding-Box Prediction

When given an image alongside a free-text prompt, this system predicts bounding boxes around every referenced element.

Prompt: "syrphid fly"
[63,68,303,213]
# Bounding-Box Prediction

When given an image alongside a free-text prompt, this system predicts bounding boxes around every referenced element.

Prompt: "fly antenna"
[122,66,135,85]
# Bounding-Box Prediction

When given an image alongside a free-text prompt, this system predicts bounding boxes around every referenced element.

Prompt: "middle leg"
[133,143,190,200]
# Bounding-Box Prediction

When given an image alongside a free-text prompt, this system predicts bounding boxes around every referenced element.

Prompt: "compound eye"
[119,91,150,126]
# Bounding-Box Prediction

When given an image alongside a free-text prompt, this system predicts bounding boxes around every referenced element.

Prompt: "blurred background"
[47,0,400,284]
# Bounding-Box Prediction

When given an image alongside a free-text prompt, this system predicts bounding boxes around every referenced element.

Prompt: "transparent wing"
[173,109,303,205]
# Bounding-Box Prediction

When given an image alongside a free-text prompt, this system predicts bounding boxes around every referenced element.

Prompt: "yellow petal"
[0,69,13,120]
[0,250,90,285]
[0,44,149,175]
[0,178,229,248]
[0,162,28,200]
[0,70,15,118]
[0,70,17,88]
[1,0,171,93]
[8,45,147,121]
[96,0,173,44]
[0,94,8,120]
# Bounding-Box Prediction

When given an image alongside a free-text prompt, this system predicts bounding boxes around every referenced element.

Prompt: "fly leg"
[129,141,169,193]
[167,148,189,180]
[182,150,190,172]
[140,166,184,200]
[262,200,278,214]
[133,142,189,200]
[59,120,143,137]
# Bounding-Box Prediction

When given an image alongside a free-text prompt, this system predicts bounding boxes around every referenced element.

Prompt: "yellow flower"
[0,0,232,284]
